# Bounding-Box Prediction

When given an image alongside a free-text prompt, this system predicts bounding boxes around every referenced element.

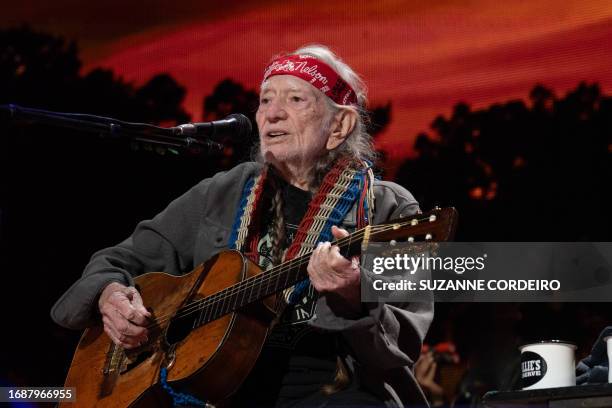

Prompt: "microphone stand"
[0,104,224,151]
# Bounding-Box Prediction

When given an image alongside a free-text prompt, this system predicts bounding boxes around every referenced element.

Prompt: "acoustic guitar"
[61,207,458,407]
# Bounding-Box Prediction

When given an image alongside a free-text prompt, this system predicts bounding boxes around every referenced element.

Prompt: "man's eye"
[291,96,303,102]
[260,98,269,104]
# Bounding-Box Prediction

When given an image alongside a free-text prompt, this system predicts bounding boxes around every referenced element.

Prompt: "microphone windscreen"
[226,113,252,139]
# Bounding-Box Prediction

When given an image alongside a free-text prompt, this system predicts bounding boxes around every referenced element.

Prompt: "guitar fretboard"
[189,228,365,326]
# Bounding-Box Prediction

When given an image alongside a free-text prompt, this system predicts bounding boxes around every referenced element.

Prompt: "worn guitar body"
[61,250,276,407]
[61,207,458,407]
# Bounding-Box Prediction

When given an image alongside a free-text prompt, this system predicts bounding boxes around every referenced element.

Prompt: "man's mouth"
[266,131,288,138]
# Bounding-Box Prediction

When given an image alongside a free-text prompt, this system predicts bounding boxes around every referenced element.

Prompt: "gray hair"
[254,44,377,189]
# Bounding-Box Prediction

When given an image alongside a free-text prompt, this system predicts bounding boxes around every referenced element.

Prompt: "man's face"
[256,75,331,168]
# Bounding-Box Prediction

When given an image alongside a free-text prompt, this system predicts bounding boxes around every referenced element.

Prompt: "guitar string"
[142,216,435,330]
[79,215,440,363]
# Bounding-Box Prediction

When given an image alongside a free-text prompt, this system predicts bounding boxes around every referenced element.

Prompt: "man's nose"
[265,99,288,122]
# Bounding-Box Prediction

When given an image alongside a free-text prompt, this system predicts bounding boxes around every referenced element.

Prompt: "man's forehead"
[260,75,316,94]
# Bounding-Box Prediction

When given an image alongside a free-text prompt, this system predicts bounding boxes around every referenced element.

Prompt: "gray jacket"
[51,161,432,407]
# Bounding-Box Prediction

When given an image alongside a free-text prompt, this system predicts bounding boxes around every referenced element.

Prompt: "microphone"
[173,113,252,140]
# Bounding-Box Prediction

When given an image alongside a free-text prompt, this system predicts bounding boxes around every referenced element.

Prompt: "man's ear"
[326,108,358,150]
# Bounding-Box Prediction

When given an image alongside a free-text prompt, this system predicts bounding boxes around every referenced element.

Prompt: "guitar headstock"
[368,207,458,245]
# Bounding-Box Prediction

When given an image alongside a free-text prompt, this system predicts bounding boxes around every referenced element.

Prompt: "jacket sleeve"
[309,182,433,372]
[50,178,212,330]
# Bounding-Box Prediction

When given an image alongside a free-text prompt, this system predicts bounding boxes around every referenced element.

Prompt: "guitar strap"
[228,158,375,306]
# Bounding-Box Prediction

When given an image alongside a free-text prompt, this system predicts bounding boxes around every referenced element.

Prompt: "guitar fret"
[247,274,255,304]
[283,261,291,292]
[195,302,205,328]
[212,295,220,322]
[203,302,210,324]
[229,290,236,315]
[221,293,228,317]
[270,269,281,297]
[232,286,240,311]
[226,291,232,314]
[236,285,244,310]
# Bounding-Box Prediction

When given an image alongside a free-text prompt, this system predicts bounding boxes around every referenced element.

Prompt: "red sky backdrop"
[4,0,612,171]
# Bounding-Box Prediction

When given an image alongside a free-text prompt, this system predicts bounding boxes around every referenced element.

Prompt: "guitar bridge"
[100,343,124,398]
[102,343,124,375]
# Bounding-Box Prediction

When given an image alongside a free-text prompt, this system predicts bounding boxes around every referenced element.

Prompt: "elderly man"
[52,44,432,407]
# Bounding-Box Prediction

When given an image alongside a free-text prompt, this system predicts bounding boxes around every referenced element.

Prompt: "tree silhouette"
[0,25,190,124]
[366,101,392,138]
[395,82,612,240]
[0,25,80,109]
[136,74,190,124]
[202,78,259,165]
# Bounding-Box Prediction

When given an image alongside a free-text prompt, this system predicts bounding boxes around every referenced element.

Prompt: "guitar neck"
[197,228,365,324]
[190,207,457,326]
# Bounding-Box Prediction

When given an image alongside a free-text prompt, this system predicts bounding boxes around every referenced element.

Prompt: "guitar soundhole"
[165,309,199,346]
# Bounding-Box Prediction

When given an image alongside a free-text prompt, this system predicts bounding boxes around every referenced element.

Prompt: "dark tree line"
[396,83,612,240]
[0,26,215,390]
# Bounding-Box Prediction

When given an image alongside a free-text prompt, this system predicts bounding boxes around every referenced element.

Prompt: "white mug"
[604,335,612,383]
[519,340,576,390]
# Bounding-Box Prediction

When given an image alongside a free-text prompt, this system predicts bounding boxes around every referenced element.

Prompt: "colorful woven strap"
[228,168,268,263]
[229,159,374,305]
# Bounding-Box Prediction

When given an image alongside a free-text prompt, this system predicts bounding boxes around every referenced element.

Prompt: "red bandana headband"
[263,54,358,106]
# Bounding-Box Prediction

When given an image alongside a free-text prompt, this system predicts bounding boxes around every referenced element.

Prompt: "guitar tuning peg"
[411,219,419,226]
[390,240,397,246]
[408,236,415,243]
[425,233,433,240]
[429,215,437,222]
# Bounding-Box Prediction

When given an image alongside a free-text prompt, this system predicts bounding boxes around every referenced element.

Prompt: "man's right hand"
[98,282,151,349]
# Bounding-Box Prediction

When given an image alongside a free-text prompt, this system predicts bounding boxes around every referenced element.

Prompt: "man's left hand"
[307,225,361,313]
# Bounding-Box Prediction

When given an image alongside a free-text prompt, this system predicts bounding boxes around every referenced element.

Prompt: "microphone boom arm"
[0,104,224,151]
